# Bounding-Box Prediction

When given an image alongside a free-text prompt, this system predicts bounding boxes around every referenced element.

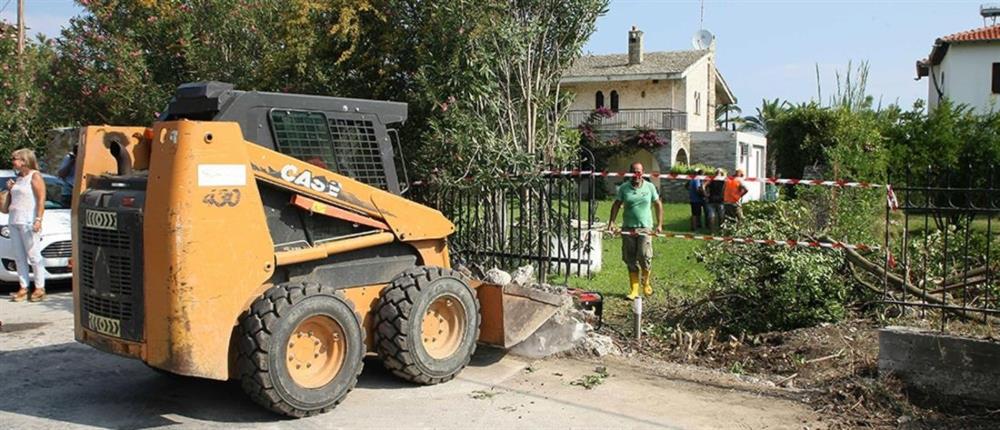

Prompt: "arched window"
[674,148,689,166]
[595,91,605,109]
[610,90,620,112]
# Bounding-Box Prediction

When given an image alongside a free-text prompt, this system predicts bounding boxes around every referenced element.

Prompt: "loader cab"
[160,81,409,194]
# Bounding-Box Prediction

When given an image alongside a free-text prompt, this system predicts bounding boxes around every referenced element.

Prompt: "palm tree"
[715,104,742,130]
[740,98,789,135]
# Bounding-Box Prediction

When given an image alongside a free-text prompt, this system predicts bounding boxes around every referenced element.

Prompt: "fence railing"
[566,109,687,131]
[411,173,599,284]
[882,165,999,328]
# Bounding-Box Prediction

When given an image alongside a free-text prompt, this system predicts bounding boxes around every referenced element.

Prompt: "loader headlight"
[0,226,9,239]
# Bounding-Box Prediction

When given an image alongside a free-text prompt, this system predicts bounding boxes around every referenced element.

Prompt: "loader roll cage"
[160,81,407,194]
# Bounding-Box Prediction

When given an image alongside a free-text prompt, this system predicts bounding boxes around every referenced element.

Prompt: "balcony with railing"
[567,108,687,131]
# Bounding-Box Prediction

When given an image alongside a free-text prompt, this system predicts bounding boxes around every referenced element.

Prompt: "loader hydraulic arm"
[243,143,454,243]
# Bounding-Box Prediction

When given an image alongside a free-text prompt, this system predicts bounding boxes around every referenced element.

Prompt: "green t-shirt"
[616,180,659,228]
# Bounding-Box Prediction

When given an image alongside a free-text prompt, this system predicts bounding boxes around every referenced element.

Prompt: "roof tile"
[940,24,1000,42]
[563,50,708,79]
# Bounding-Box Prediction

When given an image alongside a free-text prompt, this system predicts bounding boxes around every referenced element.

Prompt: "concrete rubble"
[485,265,620,359]
[483,267,513,286]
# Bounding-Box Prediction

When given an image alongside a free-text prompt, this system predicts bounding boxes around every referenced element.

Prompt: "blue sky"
[586,0,991,112]
[1,0,990,111]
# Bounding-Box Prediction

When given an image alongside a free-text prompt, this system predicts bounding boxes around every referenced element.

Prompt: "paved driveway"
[0,288,822,429]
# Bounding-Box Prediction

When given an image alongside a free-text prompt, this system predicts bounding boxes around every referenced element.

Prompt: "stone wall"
[660,180,689,203]
[689,131,737,172]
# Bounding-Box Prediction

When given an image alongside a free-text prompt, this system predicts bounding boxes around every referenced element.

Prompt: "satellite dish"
[692,29,715,50]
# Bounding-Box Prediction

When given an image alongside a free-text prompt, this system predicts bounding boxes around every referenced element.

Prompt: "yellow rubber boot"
[641,269,653,297]
[627,272,640,299]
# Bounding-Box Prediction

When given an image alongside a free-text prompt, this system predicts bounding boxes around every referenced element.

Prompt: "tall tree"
[0,21,55,159]
[40,0,608,177]
[416,0,609,178]
[740,98,788,135]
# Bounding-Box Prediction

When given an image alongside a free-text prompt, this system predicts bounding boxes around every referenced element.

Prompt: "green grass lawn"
[890,211,999,235]
[559,201,713,301]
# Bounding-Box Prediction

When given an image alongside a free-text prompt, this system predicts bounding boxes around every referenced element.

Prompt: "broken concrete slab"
[509,310,587,359]
[573,332,621,358]
[879,326,1000,410]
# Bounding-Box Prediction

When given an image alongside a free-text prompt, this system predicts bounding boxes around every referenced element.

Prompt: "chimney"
[628,26,643,65]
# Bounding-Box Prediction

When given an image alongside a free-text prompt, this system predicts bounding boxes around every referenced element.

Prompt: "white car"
[0,170,73,284]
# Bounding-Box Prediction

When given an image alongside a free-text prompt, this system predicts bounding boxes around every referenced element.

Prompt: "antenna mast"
[700,0,705,30]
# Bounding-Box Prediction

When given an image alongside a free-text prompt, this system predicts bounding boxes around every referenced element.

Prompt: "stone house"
[562,27,767,201]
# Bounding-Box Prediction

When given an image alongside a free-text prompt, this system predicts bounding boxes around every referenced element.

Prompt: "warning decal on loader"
[198,164,247,187]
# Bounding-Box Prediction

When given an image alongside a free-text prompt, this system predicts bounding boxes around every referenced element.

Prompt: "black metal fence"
[882,166,1000,327]
[411,172,598,284]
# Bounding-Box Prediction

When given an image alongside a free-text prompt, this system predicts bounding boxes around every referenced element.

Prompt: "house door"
[751,148,762,178]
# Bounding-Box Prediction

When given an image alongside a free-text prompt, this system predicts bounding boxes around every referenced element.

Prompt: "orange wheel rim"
[286,315,346,389]
[421,295,466,360]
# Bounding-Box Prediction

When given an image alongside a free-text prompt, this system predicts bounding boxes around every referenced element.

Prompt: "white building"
[916,24,1000,113]
[561,27,767,201]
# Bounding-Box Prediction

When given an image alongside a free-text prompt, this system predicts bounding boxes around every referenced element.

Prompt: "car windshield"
[0,176,72,210]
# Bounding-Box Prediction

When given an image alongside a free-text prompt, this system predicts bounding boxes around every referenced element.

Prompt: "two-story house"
[562,26,767,201]
[916,20,1000,113]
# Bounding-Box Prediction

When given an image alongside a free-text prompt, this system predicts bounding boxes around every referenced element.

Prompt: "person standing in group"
[705,168,726,232]
[724,168,749,224]
[3,149,47,302]
[607,162,663,299]
[686,168,706,231]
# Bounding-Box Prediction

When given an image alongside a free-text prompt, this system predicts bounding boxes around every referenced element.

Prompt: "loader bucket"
[473,280,568,349]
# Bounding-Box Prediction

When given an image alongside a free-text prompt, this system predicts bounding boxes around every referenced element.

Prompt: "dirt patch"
[605,317,1000,429]
[0,322,51,333]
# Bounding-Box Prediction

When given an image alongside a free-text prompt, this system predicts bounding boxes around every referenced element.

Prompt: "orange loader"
[72,82,563,417]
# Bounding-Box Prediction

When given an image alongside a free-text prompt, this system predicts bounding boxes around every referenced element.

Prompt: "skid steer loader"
[72,82,564,417]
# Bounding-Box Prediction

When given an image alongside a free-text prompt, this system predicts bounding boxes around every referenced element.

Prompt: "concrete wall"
[880,326,1000,409]
[930,42,1000,113]
[563,80,684,112]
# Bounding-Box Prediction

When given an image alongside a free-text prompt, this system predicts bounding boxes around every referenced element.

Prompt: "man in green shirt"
[607,162,663,299]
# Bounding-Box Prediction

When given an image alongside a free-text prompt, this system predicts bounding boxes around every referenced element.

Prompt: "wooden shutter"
[992,63,1000,94]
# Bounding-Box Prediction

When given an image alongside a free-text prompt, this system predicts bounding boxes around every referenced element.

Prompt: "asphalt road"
[0,287,821,429]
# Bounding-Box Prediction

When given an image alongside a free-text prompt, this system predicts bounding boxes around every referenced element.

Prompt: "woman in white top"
[4,148,46,302]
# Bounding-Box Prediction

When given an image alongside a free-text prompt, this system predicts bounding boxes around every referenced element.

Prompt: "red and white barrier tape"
[615,230,876,251]
[885,184,900,210]
[413,171,884,189]
[539,170,884,188]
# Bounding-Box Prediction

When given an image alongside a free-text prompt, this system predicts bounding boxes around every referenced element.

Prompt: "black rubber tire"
[374,267,481,385]
[236,282,365,418]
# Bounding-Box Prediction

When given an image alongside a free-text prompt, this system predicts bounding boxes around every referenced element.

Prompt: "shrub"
[669,163,719,175]
[697,200,849,334]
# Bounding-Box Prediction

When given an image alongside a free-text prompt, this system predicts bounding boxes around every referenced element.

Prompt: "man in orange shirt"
[723,169,749,224]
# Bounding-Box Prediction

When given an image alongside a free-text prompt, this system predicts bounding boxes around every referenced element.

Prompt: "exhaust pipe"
[109,140,133,176]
